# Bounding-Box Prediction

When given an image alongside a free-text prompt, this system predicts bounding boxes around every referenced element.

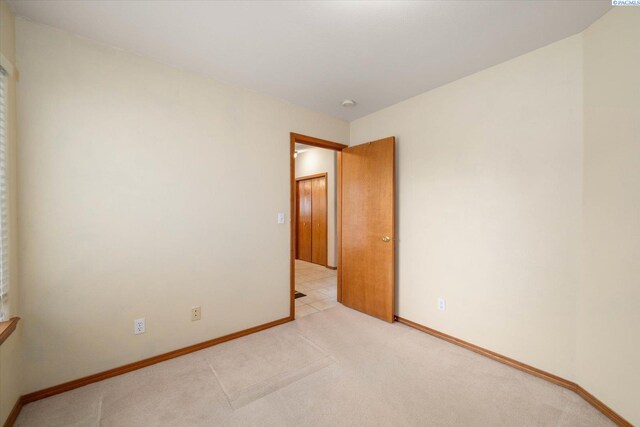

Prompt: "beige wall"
[15,18,348,393]
[579,8,640,425]
[0,327,21,423]
[351,34,584,380]
[295,148,337,266]
[0,0,22,424]
[0,1,15,64]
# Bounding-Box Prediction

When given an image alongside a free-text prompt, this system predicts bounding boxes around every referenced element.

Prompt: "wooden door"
[296,179,312,262]
[311,177,327,266]
[340,137,395,322]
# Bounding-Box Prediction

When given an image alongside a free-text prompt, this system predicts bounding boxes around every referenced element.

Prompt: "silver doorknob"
[382,236,391,243]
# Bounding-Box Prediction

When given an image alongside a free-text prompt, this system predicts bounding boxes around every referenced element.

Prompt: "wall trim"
[13,315,291,416]
[2,397,22,427]
[295,172,328,182]
[395,316,632,427]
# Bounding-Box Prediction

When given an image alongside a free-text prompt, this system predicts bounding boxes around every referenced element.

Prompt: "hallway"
[294,260,338,319]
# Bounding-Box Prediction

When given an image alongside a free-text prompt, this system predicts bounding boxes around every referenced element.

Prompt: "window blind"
[0,66,8,321]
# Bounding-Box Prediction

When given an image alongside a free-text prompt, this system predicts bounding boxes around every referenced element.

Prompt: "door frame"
[290,133,348,320]
[295,173,328,265]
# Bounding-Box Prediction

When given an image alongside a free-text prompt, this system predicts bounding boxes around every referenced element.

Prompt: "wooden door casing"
[311,177,328,266]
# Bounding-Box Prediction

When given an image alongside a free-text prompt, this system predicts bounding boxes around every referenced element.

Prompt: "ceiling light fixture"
[341,99,357,107]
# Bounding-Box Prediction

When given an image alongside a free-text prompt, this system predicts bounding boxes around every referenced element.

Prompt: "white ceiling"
[9,1,610,121]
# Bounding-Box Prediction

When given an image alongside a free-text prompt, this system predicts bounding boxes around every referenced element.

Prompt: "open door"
[340,137,395,322]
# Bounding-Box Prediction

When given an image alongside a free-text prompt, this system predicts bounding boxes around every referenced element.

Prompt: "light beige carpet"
[206,327,334,409]
[16,306,613,426]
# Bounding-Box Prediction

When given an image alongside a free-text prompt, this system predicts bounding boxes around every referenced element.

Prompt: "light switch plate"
[277,212,285,224]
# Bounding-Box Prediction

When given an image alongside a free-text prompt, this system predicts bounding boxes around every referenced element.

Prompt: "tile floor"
[294,259,338,318]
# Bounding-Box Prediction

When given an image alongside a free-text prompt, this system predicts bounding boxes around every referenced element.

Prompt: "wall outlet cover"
[134,318,145,334]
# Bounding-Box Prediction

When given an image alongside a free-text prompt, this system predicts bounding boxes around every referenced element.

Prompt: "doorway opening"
[290,133,396,322]
[290,133,347,319]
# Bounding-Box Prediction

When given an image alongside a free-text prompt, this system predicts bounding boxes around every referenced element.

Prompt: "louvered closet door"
[296,179,312,262]
[311,177,327,266]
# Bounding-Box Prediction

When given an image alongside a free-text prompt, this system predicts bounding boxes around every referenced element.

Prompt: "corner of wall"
[578,6,640,425]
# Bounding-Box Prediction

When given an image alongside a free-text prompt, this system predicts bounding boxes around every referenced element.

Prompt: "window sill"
[0,317,19,346]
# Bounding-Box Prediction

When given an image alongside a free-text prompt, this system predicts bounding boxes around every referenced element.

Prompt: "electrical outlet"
[191,306,201,321]
[437,298,446,311]
[134,318,145,334]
